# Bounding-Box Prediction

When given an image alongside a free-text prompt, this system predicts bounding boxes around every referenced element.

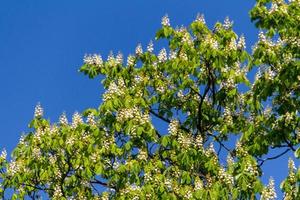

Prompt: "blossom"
[168,119,179,135]
[194,177,203,190]
[103,80,126,101]
[194,135,203,148]
[288,158,296,171]
[161,14,170,26]
[258,31,267,43]
[158,48,167,63]
[147,40,154,53]
[135,43,143,55]
[224,106,233,125]
[34,102,43,118]
[269,3,278,13]
[72,112,83,128]
[59,112,68,125]
[116,52,123,65]
[137,149,148,161]
[83,54,103,66]
[223,17,233,29]
[219,167,234,185]
[228,38,237,50]
[195,13,206,24]
[7,160,21,176]
[86,113,96,126]
[127,55,135,66]
[261,178,277,200]
[53,185,63,199]
[169,50,177,60]
[0,148,7,160]
[178,132,192,148]
[237,35,246,49]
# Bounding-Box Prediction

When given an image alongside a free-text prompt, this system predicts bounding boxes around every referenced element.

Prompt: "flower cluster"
[178,132,192,148]
[115,52,123,65]
[194,135,203,149]
[83,54,103,67]
[147,40,154,53]
[137,149,148,161]
[59,112,68,125]
[53,185,63,199]
[86,113,96,126]
[0,148,7,160]
[127,55,135,67]
[103,79,126,101]
[7,160,22,176]
[116,107,149,125]
[72,112,83,128]
[34,103,44,118]
[195,13,206,24]
[158,48,167,63]
[237,35,246,49]
[135,43,143,55]
[224,107,233,125]
[218,167,234,185]
[261,178,277,200]
[205,35,218,50]
[228,38,237,50]
[168,119,180,136]
[223,17,233,30]
[194,177,203,190]
[161,15,170,26]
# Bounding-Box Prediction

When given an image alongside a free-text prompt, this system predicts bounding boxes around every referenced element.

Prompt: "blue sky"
[0,0,296,197]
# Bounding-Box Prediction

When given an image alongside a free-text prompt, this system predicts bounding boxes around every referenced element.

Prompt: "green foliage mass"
[0,0,299,199]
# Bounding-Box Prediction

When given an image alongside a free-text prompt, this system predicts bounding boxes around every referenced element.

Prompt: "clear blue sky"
[0,0,296,197]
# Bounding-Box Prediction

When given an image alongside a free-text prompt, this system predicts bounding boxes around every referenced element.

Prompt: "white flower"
[195,135,203,148]
[135,43,143,55]
[0,149,7,160]
[116,52,123,65]
[227,154,234,165]
[86,113,96,126]
[259,31,267,43]
[237,35,246,49]
[32,147,41,158]
[195,13,206,24]
[169,50,177,60]
[34,102,43,118]
[83,54,103,66]
[72,112,83,128]
[194,178,203,190]
[229,38,237,50]
[158,48,167,63]
[168,119,179,135]
[219,167,234,185]
[7,160,21,176]
[59,112,68,125]
[224,107,233,125]
[161,14,170,26]
[223,17,233,29]
[147,40,154,53]
[261,178,277,200]
[53,185,63,199]
[66,136,75,146]
[269,3,278,13]
[127,55,135,66]
[288,158,296,171]
[103,80,125,101]
[184,190,193,199]
[178,132,192,148]
[137,149,148,161]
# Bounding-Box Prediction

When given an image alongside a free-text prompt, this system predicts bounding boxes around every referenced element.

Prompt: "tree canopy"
[0,0,299,199]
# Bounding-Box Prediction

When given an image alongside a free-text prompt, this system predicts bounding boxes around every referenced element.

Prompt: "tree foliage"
[0,0,299,199]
